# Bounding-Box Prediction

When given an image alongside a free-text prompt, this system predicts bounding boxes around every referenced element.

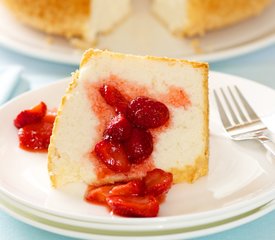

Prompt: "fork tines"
[214,86,260,130]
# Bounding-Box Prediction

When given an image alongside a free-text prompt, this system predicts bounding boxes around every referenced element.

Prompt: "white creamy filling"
[85,0,131,42]
[152,0,188,34]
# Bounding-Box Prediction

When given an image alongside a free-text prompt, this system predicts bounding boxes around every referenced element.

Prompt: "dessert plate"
[0,1,275,64]
[1,191,275,240]
[0,71,275,228]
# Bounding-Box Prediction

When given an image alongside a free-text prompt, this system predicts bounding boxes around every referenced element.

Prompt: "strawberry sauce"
[166,86,191,109]
[18,113,56,152]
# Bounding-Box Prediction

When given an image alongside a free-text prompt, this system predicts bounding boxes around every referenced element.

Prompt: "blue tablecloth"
[0,44,275,240]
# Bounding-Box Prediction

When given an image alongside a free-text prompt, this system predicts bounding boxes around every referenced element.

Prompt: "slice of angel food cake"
[48,49,209,217]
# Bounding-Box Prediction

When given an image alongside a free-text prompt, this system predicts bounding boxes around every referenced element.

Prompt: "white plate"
[1,191,275,240]
[1,1,275,64]
[0,72,275,227]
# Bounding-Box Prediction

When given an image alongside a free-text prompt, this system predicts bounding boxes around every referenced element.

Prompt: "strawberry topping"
[103,114,132,142]
[144,169,173,197]
[94,84,170,174]
[88,83,173,217]
[109,180,144,196]
[85,168,173,217]
[85,185,114,205]
[99,84,129,114]
[18,113,55,151]
[94,139,131,173]
[127,97,169,129]
[106,195,159,217]
[124,128,153,164]
[14,101,47,129]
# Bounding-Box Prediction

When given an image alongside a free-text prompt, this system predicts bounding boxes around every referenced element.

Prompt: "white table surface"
[0,44,275,240]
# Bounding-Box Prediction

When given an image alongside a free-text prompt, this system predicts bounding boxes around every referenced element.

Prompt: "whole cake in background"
[48,48,209,188]
[2,0,272,47]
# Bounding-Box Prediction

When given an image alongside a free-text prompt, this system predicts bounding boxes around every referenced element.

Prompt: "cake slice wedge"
[48,49,209,188]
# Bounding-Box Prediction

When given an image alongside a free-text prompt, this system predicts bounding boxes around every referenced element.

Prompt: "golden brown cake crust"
[3,0,89,38]
[48,71,80,187]
[80,48,208,69]
[183,0,271,36]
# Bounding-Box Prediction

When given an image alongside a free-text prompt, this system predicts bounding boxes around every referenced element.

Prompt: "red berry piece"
[85,185,114,205]
[43,113,56,123]
[18,114,55,151]
[14,102,47,129]
[124,128,153,164]
[104,114,132,142]
[127,97,169,129]
[94,139,130,173]
[110,180,144,196]
[144,169,173,197]
[106,195,159,217]
[99,84,129,114]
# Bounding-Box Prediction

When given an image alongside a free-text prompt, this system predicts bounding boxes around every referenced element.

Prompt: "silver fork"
[214,85,275,157]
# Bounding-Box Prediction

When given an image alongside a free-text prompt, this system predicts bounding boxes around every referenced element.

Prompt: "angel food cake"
[3,0,271,46]
[48,49,209,188]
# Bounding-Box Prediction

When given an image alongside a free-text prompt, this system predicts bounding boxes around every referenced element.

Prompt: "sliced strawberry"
[104,114,132,142]
[94,139,131,173]
[43,113,56,123]
[110,180,144,196]
[14,102,47,129]
[85,185,114,205]
[18,114,55,151]
[106,195,159,217]
[127,97,169,129]
[124,128,153,164]
[144,169,173,197]
[99,84,129,114]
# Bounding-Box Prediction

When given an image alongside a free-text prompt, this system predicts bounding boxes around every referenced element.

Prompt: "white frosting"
[85,0,131,43]
[152,0,188,34]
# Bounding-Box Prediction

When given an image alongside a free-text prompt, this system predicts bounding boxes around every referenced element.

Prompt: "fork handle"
[257,135,275,157]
